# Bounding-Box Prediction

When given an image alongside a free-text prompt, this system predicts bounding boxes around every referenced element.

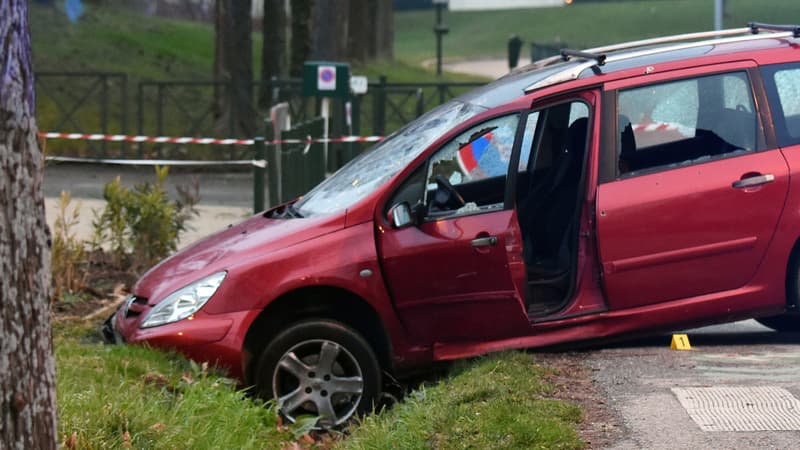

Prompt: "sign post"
[303,61,351,172]
[433,0,449,76]
[320,97,331,171]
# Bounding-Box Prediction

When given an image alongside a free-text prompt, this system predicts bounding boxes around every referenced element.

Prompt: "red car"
[106,23,800,427]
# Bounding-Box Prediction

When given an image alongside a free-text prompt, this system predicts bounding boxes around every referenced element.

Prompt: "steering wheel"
[432,174,466,210]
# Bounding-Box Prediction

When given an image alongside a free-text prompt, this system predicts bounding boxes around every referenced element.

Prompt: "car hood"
[133,210,346,304]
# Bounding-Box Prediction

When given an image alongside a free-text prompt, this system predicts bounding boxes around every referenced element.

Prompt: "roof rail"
[601,29,796,66]
[525,27,755,70]
[560,49,606,65]
[524,23,799,93]
[584,27,754,55]
[749,22,800,38]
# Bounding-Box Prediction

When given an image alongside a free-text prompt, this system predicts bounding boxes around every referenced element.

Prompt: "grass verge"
[55,320,584,449]
[395,0,800,64]
[342,351,584,450]
[55,321,291,449]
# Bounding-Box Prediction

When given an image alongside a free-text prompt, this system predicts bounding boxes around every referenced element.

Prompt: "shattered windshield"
[292,62,573,217]
[295,100,485,216]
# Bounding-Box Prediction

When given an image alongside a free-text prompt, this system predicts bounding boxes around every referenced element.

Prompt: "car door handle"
[732,174,774,189]
[471,236,498,247]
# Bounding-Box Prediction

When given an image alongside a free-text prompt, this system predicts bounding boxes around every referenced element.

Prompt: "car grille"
[122,295,149,318]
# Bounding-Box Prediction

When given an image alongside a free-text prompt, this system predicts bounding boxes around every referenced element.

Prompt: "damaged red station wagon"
[107,23,800,427]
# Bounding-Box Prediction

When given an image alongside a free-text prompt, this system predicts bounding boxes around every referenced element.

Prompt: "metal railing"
[36,73,486,171]
[35,72,128,156]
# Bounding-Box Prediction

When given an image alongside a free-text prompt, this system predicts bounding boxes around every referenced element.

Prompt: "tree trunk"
[259,0,287,108]
[347,0,371,62]
[353,0,391,61]
[0,2,58,450]
[310,0,349,60]
[289,0,313,77]
[213,0,255,138]
[375,0,393,60]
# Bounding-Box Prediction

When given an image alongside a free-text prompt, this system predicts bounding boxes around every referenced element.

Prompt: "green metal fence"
[38,74,485,158]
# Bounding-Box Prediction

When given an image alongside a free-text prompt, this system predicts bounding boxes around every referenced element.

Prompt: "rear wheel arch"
[784,238,800,310]
[755,238,800,332]
[242,286,392,385]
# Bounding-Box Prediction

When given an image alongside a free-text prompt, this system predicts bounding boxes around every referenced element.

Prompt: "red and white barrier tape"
[38,132,385,146]
[45,155,265,168]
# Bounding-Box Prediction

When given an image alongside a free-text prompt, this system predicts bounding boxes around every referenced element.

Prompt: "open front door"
[378,113,530,344]
[380,210,529,343]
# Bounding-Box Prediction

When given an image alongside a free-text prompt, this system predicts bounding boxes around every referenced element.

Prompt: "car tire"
[254,319,381,428]
[757,254,800,332]
[755,312,800,332]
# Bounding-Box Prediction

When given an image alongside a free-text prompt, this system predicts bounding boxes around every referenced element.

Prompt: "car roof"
[468,23,800,109]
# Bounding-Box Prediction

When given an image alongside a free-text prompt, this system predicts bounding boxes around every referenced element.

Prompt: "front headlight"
[140,271,227,328]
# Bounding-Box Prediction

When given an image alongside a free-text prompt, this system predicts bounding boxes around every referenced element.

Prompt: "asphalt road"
[589,320,800,449]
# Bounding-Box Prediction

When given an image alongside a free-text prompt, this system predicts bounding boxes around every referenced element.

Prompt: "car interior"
[618,72,758,176]
[516,102,589,317]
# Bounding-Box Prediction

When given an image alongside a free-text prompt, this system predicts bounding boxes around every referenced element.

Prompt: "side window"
[762,63,800,146]
[425,114,520,217]
[387,163,426,213]
[617,71,758,176]
[518,111,539,171]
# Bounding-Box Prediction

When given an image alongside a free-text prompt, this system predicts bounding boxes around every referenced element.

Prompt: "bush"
[51,191,88,301]
[92,166,199,271]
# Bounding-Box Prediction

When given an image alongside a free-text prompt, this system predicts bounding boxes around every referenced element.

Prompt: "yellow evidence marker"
[670,334,692,350]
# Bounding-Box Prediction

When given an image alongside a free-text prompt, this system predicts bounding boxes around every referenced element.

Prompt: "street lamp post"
[714,0,724,30]
[433,0,449,76]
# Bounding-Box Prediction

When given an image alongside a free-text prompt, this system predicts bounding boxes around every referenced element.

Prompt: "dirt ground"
[538,352,625,449]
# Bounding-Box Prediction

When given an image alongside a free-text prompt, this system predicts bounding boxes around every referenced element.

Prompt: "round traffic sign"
[320,68,335,82]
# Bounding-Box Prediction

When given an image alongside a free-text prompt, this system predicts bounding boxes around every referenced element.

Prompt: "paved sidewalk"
[444,57,530,80]
[44,197,251,250]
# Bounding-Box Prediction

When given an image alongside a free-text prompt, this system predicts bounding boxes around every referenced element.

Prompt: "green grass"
[55,320,583,449]
[28,3,484,84]
[30,6,232,81]
[395,0,800,63]
[342,352,584,450]
[54,321,292,449]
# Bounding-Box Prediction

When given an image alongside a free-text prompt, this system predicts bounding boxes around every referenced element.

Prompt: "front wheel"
[755,312,800,332]
[254,320,381,428]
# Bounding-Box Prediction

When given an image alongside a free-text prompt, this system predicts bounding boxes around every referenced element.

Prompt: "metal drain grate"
[672,386,800,431]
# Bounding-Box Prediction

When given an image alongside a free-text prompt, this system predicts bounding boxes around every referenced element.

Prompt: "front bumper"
[102,311,124,344]
[102,304,255,382]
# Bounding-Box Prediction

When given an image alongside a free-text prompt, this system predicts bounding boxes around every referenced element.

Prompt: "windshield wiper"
[266,202,304,219]
[286,203,304,218]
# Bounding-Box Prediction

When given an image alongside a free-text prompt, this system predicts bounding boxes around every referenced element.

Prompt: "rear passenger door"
[597,63,790,310]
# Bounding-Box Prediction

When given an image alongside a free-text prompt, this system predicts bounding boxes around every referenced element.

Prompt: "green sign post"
[302,61,351,98]
[302,61,351,173]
